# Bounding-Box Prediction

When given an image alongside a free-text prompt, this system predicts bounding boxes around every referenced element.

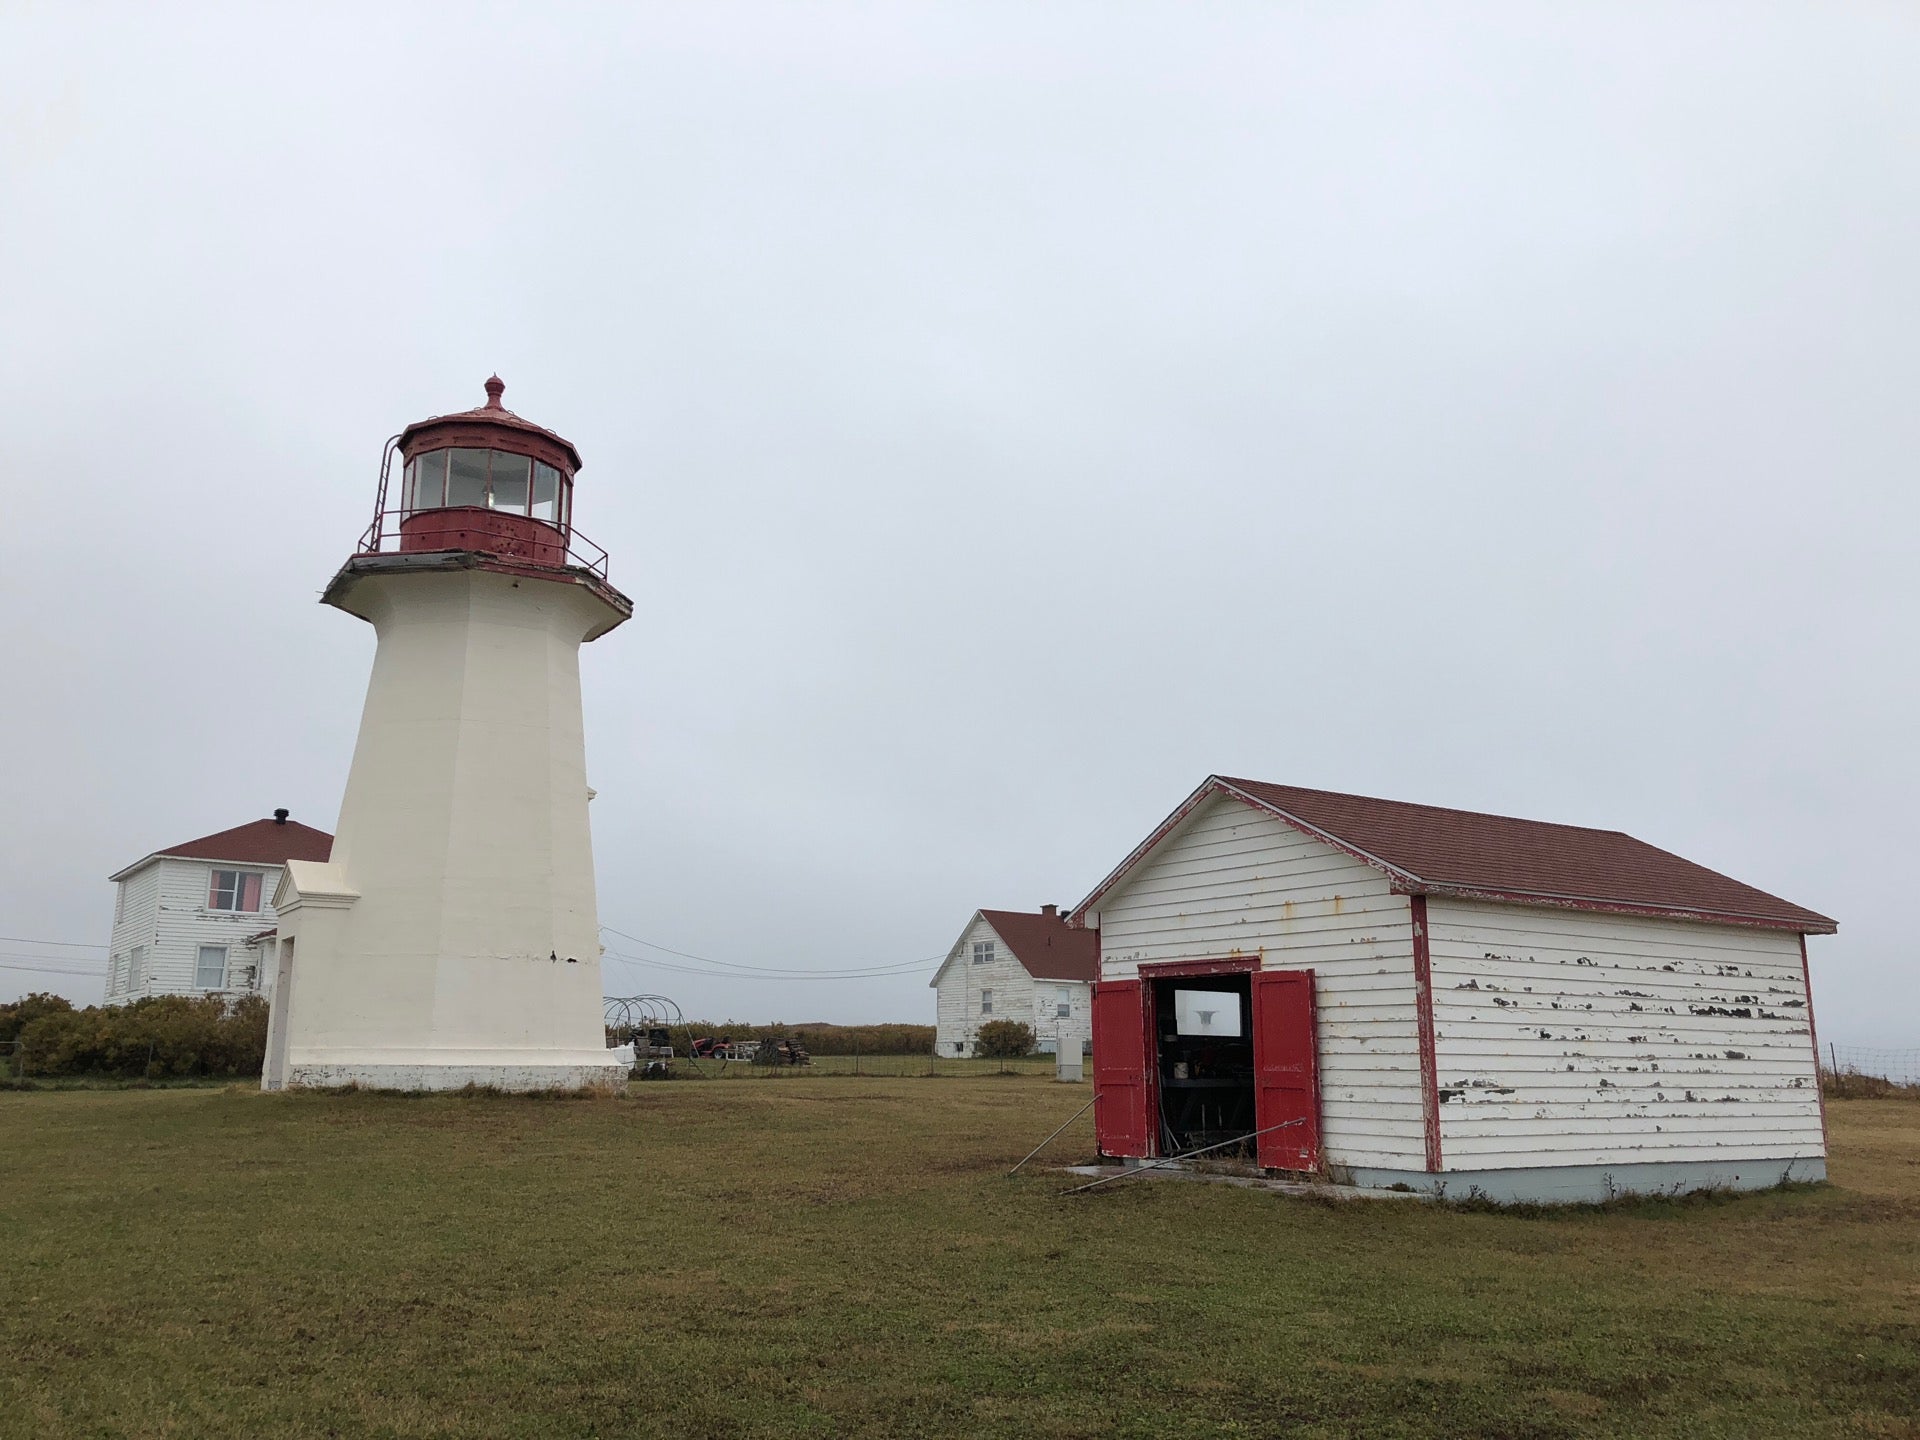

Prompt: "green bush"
[15,995,269,1079]
[973,1020,1035,1058]
[0,992,74,1045]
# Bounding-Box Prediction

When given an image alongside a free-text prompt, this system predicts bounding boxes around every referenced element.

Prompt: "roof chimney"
[273,808,289,825]
[1040,903,1057,918]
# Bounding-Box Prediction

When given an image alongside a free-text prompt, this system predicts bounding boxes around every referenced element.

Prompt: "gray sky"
[2,4,1914,1046]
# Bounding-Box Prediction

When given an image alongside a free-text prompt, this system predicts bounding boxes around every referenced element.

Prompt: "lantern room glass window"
[489,452,530,512]
[401,448,570,527]
[532,463,562,522]
[446,449,490,508]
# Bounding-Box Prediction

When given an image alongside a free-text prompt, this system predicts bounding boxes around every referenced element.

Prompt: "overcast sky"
[2,4,1914,1047]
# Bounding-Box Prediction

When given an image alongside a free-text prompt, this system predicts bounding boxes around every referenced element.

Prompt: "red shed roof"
[1074,776,1836,935]
[109,817,334,881]
[979,908,1100,981]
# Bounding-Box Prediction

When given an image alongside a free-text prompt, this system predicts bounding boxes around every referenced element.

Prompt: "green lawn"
[1,1080,1915,1439]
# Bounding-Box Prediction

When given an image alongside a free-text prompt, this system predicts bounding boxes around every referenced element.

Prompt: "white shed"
[105,812,334,1004]
[1074,776,1836,1203]
[930,907,1098,1057]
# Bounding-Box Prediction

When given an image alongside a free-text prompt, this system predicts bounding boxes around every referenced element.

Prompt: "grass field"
[2,1079,1915,1439]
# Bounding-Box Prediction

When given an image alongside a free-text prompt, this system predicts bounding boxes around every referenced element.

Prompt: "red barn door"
[1251,969,1321,1172]
[1092,979,1152,1159]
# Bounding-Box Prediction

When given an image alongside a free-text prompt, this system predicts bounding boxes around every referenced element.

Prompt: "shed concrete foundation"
[1347,1155,1826,1204]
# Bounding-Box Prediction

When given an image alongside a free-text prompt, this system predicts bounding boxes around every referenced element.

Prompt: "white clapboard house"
[931,906,1099,1057]
[1074,776,1836,1203]
[106,811,334,1003]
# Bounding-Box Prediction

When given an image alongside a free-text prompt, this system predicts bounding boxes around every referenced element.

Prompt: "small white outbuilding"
[930,907,1098,1057]
[1074,776,1836,1203]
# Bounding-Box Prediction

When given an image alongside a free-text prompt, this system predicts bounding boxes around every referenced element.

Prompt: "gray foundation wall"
[280,1063,627,1094]
[1347,1155,1826,1204]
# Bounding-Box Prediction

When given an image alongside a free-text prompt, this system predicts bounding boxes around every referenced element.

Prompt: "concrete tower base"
[286,1060,626,1093]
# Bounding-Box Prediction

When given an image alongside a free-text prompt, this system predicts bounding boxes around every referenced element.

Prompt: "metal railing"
[356,436,613,581]
[353,507,613,581]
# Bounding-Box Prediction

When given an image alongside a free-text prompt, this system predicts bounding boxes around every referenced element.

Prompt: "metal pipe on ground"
[1006,1096,1096,1177]
[1060,1117,1307,1196]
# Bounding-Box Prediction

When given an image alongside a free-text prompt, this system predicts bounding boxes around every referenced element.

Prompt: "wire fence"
[1827,1045,1920,1087]
[686,1053,1073,1080]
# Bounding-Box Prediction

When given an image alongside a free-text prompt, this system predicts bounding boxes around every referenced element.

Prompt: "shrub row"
[2,993,268,1079]
[619,1021,938,1056]
[613,1020,1037,1058]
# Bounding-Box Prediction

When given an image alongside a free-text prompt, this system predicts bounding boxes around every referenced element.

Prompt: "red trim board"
[1137,956,1261,979]
[1411,895,1442,1173]
[1800,934,1828,1153]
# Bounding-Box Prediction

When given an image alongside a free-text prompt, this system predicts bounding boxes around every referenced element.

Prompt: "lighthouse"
[263,378,630,1092]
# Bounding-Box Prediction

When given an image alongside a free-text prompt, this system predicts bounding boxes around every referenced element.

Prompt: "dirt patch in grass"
[1,1084,1915,1438]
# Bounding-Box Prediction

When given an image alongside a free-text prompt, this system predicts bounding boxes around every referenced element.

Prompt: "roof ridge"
[1073,775,1834,934]
[1215,776,1633,840]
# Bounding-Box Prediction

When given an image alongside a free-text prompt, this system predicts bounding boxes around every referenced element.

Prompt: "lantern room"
[384,376,586,570]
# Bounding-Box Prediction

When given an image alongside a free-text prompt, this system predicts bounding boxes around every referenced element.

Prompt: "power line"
[0,935,106,950]
[598,924,941,978]
[599,925,938,976]
[602,948,928,982]
[0,960,106,978]
[601,947,936,983]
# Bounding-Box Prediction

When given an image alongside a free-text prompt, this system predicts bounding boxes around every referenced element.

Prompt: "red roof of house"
[979,908,1100,981]
[110,817,334,881]
[1076,776,1836,934]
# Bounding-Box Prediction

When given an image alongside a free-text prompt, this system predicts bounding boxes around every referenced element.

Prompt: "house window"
[195,945,229,989]
[1057,987,1072,1018]
[953,1041,965,1054]
[980,989,993,1015]
[128,945,146,992]
[971,941,994,965]
[209,870,264,912]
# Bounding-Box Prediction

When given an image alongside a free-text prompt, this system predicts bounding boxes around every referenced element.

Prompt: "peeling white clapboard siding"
[1027,976,1092,1057]
[1092,793,1426,1169]
[1428,900,1823,1167]
[107,857,284,1004]
[106,862,162,998]
[933,915,1036,1055]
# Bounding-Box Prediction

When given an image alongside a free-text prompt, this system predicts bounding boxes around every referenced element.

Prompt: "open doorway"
[1149,973,1255,1156]
[1093,965,1321,1172]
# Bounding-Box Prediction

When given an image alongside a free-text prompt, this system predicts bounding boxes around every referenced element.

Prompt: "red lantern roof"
[397,376,583,475]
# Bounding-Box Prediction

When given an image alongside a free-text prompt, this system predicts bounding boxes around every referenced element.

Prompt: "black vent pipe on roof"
[273,809,289,825]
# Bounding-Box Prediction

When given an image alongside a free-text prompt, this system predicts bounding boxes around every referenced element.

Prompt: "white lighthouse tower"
[264,378,630,1092]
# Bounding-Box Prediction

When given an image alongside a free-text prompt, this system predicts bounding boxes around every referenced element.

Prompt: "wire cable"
[0,960,107,977]
[599,924,941,978]
[600,947,936,982]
